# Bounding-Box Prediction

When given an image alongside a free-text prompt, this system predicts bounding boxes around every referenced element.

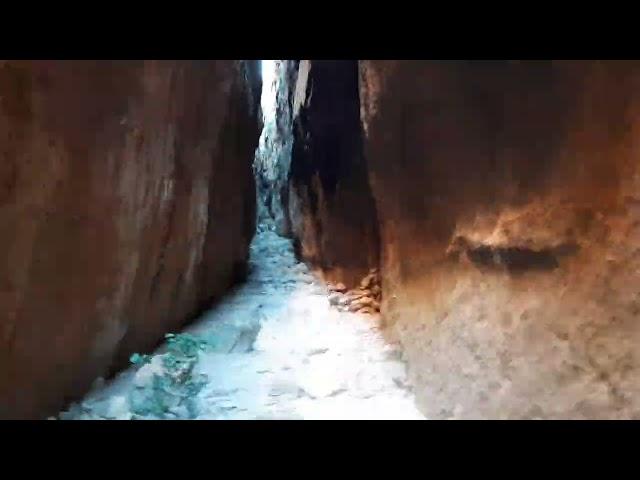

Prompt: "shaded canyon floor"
[59,230,424,420]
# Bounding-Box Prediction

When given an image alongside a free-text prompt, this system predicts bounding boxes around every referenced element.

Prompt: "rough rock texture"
[254,60,298,236]
[359,60,640,419]
[0,60,261,419]
[327,269,381,315]
[288,60,379,288]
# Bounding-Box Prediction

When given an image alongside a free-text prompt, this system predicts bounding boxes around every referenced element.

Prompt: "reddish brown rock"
[357,306,377,315]
[327,282,347,293]
[359,60,640,419]
[287,60,380,288]
[0,60,261,419]
[371,285,381,299]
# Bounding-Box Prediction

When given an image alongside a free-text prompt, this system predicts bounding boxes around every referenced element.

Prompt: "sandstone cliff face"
[287,60,379,288]
[359,60,640,419]
[0,60,261,419]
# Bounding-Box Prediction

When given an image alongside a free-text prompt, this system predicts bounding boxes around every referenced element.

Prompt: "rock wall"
[288,60,379,288]
[359,60,640,419]
[254,60,298,236]
[0,60,261,419]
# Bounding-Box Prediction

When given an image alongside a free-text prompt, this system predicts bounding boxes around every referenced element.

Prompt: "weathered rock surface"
[0,60,261,419]
[254,60,298,236]
[359,60,640,419]
[287,60,380,288]
[327,268,381,315]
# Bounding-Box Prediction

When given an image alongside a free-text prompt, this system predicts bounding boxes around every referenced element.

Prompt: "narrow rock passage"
[60,231,424,420]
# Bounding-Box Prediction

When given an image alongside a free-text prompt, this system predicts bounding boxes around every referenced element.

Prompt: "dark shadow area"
[466,243,579,273]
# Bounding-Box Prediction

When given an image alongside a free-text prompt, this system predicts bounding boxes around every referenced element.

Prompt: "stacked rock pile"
[326,268,381,315]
